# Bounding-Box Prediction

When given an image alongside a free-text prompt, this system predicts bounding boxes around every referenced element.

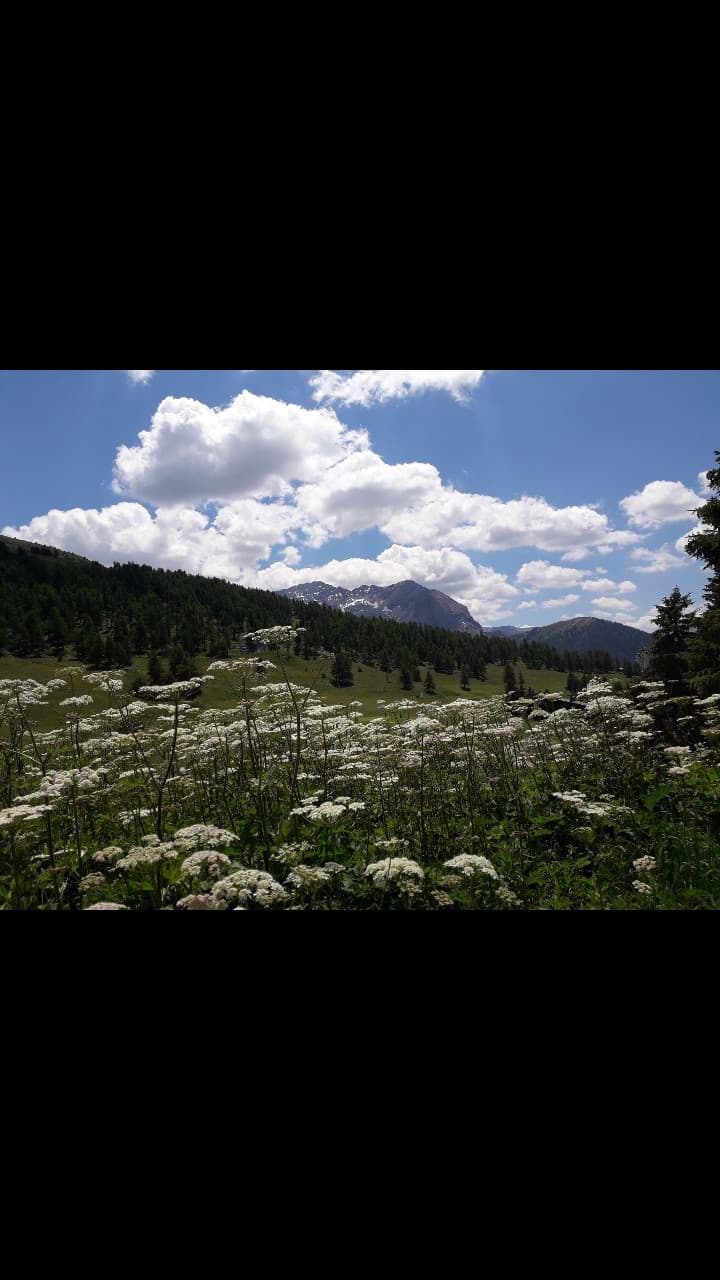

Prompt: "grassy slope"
[0,651,574,729]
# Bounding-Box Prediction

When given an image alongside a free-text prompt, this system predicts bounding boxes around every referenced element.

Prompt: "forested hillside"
[0,536,625,677]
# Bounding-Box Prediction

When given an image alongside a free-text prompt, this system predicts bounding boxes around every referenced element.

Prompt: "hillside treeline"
[0,538,626,676]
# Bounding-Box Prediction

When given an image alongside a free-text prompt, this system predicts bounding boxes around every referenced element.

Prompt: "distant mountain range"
[279,580,652,663]
[276,579,483,635]
[484,616,653,663]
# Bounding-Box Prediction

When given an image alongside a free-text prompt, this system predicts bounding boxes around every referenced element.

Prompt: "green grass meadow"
[0,651,573,728]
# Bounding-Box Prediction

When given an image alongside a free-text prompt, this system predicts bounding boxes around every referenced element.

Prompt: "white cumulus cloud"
[128,370,155,385]
[294,450,442,545]
[382,492,611,553]
[112,392,368,506]
[591,596,639,612]
[580,577,637,593]
[542,594,581,609]
[619,480,700,528]
[309,369,485,406]
[629,544,687,573]
[631,613,657,632]
[515,561,589,591]
[675,525,703,554]
[3,501,298,582]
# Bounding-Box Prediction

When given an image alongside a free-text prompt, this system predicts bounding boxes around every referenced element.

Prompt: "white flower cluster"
[632,880,653,896]
[285,865,331,891]
[83,671,125,690]
[176,893,217,910]
[80,873,107,892]
[59,694,94,708]
[15,767,104,805]
[181,850,232,879]
[211,869,288,908]
[0,803,53,827]
[0,678,49,705]
[365,858,425,892]
[552,790,631,819]
[272,841,312,866]
[443,853,499,880]
[244,625,297,648]
[117,808,153,825]
[116,842,181,871]
[633,855,656,873]
[91,846,124,866]
[138,679,207,701]
[207,658,276,673]
[495,884,522,906]
[172,823,236,850]
[84,902,128,910]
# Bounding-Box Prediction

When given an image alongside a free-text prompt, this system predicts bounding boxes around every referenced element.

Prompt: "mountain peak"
[276,579,484,634]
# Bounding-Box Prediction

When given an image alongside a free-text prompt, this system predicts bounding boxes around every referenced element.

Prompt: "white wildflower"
[0,803,53,826]
[211,869,287,908]
[365,858,425,892]
[633,856,656,873]
[80,873,108,892]
[443,854,499,880]
[91,846,124,866]
[285,865,331,891]
[181,850,232,879]
[116,843,181,871]
[172,823,236,850]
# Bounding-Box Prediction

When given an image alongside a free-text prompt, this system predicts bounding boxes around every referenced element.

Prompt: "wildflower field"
[1,627,718,910]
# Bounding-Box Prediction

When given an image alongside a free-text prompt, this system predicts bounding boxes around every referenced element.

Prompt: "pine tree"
[470,654,486,681]
[460,665,471,690]
[87,630,105,669]
[686,452,720,694]
[503,662,517,694]
[169,645,198,681]
[48,609,69,659]
[424,670,436,695]
[647,586,696,691]
[330,650,354,687]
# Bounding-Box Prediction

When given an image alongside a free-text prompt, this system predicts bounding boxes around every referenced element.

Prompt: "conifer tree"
[330,650,353,687]
[647,586,695,691]
[686,452,720,694]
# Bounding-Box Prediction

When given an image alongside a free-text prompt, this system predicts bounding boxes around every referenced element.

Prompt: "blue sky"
[1,369,714,630]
